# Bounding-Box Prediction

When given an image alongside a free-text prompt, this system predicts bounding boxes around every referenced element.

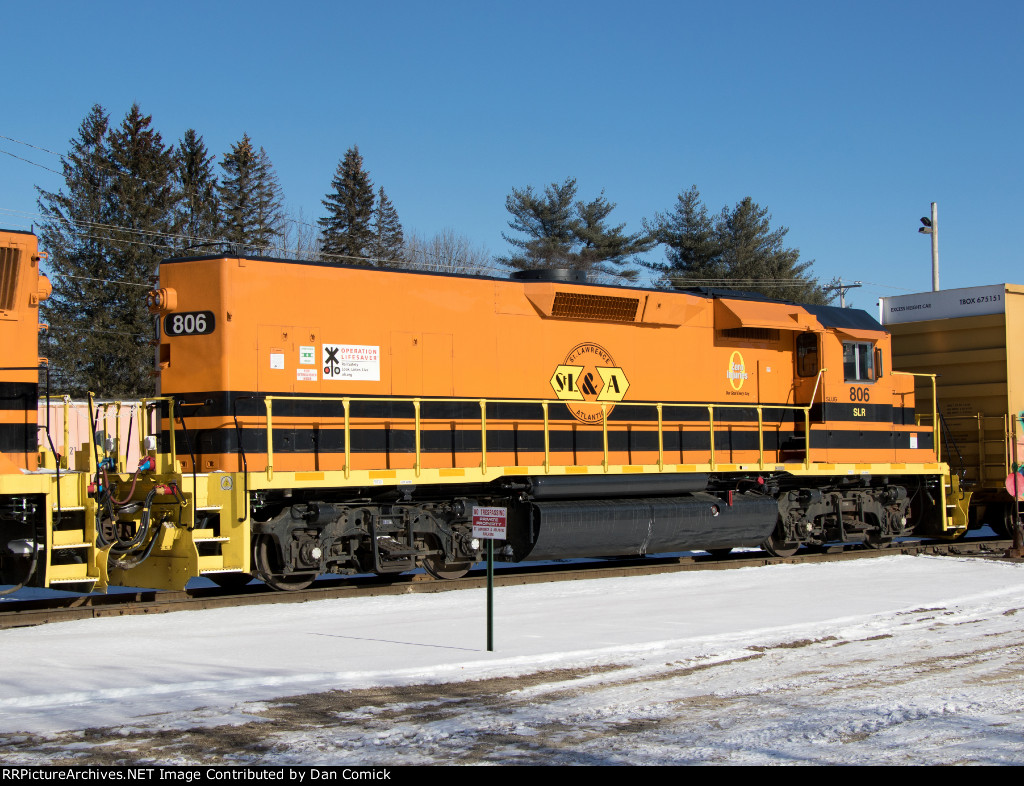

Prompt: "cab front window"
[843,342,875,382]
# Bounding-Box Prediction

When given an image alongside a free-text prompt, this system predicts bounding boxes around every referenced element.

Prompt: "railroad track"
[0,538,1017,630]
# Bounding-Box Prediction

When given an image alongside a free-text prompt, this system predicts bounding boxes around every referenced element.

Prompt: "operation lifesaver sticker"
[323,343,380,381]
[549,342,629,424]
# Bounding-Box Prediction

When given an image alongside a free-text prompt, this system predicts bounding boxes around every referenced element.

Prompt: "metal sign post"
[471,506,507,652]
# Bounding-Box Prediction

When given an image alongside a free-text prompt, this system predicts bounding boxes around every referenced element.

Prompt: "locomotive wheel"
[762,530,800,558]
[421,555,472,580]
[253,535,317,592]
[864,532,892,549]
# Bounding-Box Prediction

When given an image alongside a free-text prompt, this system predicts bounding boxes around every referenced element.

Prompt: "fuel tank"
[506,492,778,561]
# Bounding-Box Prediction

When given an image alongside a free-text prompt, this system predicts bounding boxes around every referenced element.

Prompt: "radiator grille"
[718,327,781,342]
[551,292,639,322]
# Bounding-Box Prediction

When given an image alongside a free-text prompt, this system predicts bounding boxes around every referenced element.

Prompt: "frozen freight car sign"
[322,343,380,381]
[880,284,1006,325]
[472,506,507,539]
[549,342,630,424]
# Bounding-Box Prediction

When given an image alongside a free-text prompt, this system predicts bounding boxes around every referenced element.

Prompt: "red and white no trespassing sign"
[472,506,507,539]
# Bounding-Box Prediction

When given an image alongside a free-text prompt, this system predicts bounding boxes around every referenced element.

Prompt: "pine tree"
[500,177,650,280]
[101,104,178,396]
[37,105,115,396]
[643,185,723,288]
[251,146,285,251]
[38,104,178,397]
[175,129,219,252]
[644,187,834,304]
[716,197,829,303]
[574,191,652,280]
[218,134,285,253]
[370,187,404,267]
[319,146,375,264]
[500,178,577,269]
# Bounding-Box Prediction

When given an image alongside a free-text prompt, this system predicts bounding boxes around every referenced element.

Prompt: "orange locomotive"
[0,233,964,593]
[140,253,958,590]
[0,229,68,592]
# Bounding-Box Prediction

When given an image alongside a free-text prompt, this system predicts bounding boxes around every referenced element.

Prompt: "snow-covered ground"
[1,554,1023,765]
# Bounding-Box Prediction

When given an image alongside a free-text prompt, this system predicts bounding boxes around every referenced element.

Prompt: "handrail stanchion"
[62,396,70,470]
[657,403,664,471]
[168,398,177,464]
[804,406,812,470]
[479,400,487,475]
[265,397,274,481]
[414,399,422,477]
[708,405,715,469]
[114,401,122,472]
[343,398,351,480]
[602,404,609,471]
[757,406,764,469]
[542,401,550,473]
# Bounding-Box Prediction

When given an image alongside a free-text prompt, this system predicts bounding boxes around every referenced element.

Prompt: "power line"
[62,275,152,289]
[0,148,63,176]
[0,134,63,157]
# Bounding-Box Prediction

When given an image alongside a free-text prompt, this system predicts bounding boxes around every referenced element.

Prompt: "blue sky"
[1,0,1020,310]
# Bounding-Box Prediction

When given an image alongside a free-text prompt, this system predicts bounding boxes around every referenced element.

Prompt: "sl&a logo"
[550,342,629,424]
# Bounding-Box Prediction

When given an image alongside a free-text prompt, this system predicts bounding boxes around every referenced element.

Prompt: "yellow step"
[52,529,87,547]
[197,555,225,572]
[48,563,93,581]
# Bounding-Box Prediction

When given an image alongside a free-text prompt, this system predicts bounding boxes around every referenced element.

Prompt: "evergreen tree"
[574,191,653,279]
[38,104,177,398]
[644,186,834,304]
[643,185,723,287]
[370,187,404,267]
[218,134,285,253]
[251,146,286,250]
[501,178,577,269]
[319,146,375,264]
[500,177,650,280]
[175,129,219,251]
[101,104,178,396]
[37,104,115,396]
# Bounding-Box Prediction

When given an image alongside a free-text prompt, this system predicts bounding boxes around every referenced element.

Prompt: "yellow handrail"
[250,381,846,478]
[892,371,939,461]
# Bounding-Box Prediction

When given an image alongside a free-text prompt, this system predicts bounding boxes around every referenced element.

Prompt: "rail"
[250,369,834,481]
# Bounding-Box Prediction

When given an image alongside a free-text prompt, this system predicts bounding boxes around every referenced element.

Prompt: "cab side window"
[796,332,819,377]
[843,342,875,382]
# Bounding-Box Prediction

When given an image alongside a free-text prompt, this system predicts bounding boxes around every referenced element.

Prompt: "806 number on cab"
[163,311,216,336]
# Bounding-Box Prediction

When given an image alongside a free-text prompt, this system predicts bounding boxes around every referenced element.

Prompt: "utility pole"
[824,278,862,308]
[918,202,939,291]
